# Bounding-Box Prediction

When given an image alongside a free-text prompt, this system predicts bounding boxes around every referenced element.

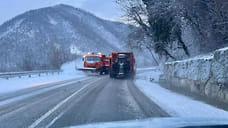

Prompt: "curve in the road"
[49,77,169,128]
[0,76,169,128]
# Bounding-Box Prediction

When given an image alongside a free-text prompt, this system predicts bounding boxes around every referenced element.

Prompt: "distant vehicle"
[77,52,109,75]
[109,52,136,78]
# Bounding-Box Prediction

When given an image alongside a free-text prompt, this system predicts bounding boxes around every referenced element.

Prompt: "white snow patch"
[70,45,82,54]
[61,60,85,76]
[74,58,84,69]
[48,16,58,25]
[0,77,89,107]
[137,67,158,70]
[136,69,162,83]
[0,61,86,94]
[26,30,35,38]
[166,53,214,65]
[137,67,159,72]
[216,46,228,52]
[135,70,228,118]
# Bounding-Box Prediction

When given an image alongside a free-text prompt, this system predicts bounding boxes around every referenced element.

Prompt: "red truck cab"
[83,53,102,69]
[82,52,109,74]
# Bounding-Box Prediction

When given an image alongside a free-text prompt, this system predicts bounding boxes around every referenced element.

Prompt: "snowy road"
[0,75,168,128]
[1,67,228,128]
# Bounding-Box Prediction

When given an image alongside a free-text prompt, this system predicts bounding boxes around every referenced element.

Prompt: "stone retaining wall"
[160,47,228,103]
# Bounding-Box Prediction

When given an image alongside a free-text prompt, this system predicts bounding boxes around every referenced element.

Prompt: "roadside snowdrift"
[135,70,228,118]
[0,61,85,94]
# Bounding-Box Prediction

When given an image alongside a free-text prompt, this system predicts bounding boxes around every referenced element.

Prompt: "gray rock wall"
[160,47,228,103]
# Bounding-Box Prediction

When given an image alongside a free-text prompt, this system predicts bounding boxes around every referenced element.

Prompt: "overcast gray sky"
[0,0,123,25]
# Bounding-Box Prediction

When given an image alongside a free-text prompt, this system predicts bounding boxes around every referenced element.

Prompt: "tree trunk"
[146,47,159,66]
[164,49,176,60]
[177,34,190,57]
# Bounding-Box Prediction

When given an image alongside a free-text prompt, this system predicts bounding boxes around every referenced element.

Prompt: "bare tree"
[180,0,228,52]
[127,28,159,65]
[116,0,192,61]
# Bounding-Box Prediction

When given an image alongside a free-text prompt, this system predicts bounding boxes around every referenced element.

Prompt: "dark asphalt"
[0,75,169,128]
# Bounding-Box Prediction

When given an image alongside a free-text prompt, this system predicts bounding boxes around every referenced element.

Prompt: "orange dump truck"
[109,52,136,78]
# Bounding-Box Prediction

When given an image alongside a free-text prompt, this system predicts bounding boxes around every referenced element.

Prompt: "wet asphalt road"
[0,75,169,128]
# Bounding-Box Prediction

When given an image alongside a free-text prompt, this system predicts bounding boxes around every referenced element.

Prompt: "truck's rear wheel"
[110,73,113,78]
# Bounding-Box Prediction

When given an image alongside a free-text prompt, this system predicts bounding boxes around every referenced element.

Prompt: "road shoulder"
[134,70,228,118]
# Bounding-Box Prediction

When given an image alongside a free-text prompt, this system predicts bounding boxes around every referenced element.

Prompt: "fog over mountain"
[0,0,122,25]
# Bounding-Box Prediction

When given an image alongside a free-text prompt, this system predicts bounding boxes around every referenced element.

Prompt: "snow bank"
[165,53,214,65]
[136,69,162,82]
[61,60,84,75]
[0,60,86,94]
[137,67,158,71]
[135,71,228,118]
[74,58,85,69]
[216,46,228,52]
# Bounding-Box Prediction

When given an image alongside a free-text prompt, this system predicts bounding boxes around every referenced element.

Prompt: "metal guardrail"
[0,70,63,79]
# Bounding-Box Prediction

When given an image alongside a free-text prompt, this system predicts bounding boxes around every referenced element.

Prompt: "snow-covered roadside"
[0,61,86,94]
[137,67,158,71]
[135,70,228,118]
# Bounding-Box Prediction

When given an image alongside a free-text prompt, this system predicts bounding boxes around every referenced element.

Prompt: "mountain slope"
[0,4,133,72]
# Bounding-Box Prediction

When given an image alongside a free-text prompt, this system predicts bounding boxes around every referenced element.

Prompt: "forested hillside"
[0,4,133,72]
[117,0,228,61]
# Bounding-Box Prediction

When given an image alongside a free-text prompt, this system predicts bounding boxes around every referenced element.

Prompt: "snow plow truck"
[109,52,136,78]
[77,52,109,75]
